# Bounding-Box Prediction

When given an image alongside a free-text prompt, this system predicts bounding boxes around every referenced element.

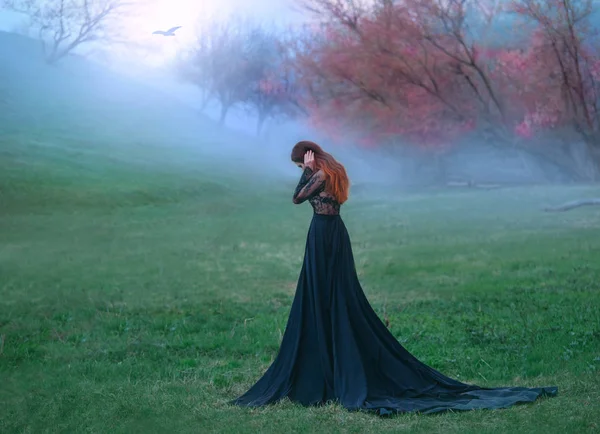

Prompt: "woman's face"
[296,162,305,170]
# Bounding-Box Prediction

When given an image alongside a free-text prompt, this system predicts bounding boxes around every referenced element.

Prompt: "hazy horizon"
[1,1,596,190]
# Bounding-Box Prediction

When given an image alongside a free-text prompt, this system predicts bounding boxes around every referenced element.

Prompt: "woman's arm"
[293,168,325,204]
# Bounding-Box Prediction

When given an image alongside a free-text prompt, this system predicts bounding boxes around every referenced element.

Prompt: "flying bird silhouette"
[152,26,182,36]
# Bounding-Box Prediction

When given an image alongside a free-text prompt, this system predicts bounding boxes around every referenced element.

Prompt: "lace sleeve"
[293,168,325,204]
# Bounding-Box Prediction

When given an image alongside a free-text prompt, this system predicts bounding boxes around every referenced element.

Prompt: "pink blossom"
[515,120,533,138]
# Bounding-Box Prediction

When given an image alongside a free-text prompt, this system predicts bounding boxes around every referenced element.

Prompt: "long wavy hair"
[290,140,350,204]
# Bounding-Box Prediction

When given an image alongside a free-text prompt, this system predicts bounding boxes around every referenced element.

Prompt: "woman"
[230,140,557,415]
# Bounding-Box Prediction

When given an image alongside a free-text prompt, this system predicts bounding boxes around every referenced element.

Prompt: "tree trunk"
[218,104,230,125]
[510,143,583,183]
[46,54,60,65]
[256,113,267,136]
[477,126,592,183]
[44,38,65,65]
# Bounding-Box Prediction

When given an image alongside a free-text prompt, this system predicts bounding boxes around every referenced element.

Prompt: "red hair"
[290,141,350,204]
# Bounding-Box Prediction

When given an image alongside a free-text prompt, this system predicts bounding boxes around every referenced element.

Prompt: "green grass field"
[1,31,600,434]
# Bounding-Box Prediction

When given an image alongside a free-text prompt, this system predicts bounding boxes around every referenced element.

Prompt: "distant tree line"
[174,1,600,183]
[286,0,600,183]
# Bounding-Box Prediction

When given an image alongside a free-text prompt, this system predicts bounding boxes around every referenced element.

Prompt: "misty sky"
[0,0,315,137]
[0,0,306,66]
[125,0,305,59]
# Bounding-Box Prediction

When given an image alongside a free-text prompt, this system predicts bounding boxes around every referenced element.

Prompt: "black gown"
[230,167,558,415]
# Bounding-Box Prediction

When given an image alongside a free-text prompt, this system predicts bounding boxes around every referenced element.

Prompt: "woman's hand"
[304,150,315,171]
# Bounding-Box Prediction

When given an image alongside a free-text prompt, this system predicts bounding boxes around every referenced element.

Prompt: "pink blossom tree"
[290,0,600,183]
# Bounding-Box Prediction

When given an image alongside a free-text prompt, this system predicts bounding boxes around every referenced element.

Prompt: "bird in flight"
[152,26,182,36]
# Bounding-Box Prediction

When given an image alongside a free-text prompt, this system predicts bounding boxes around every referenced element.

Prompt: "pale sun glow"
[120,0,301,67]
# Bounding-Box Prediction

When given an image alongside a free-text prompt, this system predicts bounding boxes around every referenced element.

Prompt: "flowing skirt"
[230,213,557,415]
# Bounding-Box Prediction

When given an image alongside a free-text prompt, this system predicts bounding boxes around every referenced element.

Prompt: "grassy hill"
[0,30,404,212]
[1,31,600,433]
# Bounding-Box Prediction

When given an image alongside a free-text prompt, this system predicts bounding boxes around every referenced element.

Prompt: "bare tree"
[2,0,140,64]
[245,66,303,136]
[173,42,216,113]
[178,17,253,124]
[178,16,301,128]
[240,26,305,135]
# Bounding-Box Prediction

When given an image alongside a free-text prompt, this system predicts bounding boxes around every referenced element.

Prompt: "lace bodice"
[292,167,341,215]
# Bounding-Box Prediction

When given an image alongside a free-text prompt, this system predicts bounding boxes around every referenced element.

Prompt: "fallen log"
[544,198,600,212]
